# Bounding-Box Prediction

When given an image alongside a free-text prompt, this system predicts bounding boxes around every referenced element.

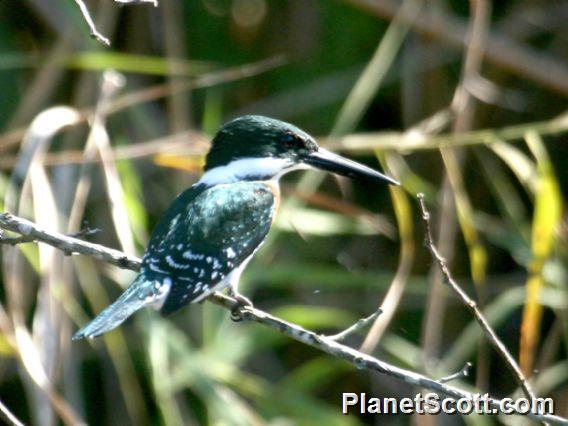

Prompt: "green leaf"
[65,52,212,76]
[520,131,563,375]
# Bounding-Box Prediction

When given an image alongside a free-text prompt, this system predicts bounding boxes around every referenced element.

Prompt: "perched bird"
[73,115,399,340]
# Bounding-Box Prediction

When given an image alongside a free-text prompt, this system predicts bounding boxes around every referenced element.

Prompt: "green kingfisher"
[73,115,399,340]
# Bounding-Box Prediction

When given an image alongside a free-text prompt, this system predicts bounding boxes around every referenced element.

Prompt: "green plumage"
[73,114,397,339]
[205,115,317,170]
[151,181,276,314]
[73,181,276,339]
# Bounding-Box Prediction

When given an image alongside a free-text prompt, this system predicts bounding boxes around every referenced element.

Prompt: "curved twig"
[417,194,539,404]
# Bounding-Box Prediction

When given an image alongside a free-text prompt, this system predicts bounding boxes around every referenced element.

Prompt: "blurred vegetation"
[0,0,567,425]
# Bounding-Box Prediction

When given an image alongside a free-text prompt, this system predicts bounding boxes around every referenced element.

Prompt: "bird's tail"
[73,275,160,340]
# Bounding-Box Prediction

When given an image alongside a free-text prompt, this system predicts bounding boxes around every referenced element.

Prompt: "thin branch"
[114,0,158,5]
[210,294,564,424]
[72,0,110,46]
[328,309,382,342]
[417,194,539,403]
[0,399,24,426]
[0,213,138,269]
[72,0,159,46]
[0,221,99,246]
[439,362,473,384]
[0,212,566,424]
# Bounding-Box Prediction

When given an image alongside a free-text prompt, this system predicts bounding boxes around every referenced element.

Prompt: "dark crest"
[205,115,318,170]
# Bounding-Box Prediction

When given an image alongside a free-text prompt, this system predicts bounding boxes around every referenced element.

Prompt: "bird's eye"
[282,133,297,148]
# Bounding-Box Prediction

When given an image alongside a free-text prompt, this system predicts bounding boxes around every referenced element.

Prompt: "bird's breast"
[262,180,281,223]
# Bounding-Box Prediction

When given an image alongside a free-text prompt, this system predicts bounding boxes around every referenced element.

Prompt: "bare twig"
[0,213,139,269]
[214,296,564,425]
[72,0,158,46]
[72,0,110,46]
[328,309,382,342]
[439,362,473,384]
[0,212,566,424]
[417,194,539,403]
[114,0,158,5]
[0,399,24,426]
[0,224,99,245]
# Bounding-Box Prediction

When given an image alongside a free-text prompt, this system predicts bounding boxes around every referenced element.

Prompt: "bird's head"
[201,115,399,186]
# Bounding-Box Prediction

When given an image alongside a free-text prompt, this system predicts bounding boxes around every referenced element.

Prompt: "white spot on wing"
[183,250,205,261]
[148,263,168,274]
[191,253,255,304]
[165,255,190,270]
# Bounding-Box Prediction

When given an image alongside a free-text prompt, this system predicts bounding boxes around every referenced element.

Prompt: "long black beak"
[304,148,400,185]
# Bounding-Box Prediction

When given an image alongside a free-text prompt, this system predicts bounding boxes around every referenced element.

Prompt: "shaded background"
[0,0,567,424]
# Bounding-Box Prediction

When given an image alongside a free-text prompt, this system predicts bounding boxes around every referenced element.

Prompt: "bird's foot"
[228,290,253,322]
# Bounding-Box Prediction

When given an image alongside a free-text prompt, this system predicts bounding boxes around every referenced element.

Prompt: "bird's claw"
[229,292,253,322]
[230,308,244,322]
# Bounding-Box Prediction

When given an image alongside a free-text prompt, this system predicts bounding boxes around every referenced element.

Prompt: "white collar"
[199,157,308,185]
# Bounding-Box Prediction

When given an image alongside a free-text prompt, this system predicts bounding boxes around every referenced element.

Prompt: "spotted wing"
[141,182,276,315]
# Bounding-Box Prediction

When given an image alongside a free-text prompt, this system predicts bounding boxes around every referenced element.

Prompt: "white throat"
[199,157,306,185]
